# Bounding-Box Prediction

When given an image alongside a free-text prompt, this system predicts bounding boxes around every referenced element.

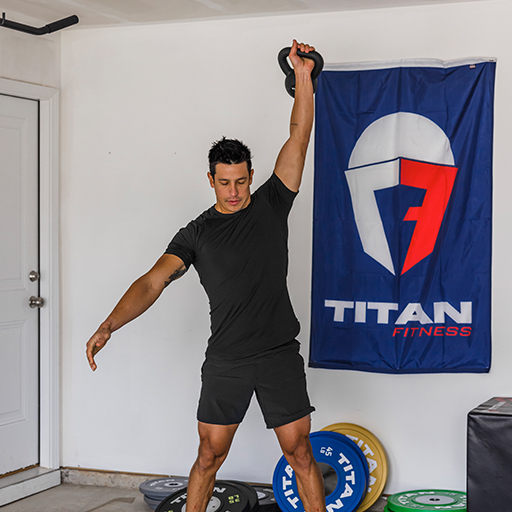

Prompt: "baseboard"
[61,467,169,490]
[60,467,271,490]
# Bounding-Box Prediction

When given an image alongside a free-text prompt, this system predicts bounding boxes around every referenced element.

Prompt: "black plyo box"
[467,397,512,511]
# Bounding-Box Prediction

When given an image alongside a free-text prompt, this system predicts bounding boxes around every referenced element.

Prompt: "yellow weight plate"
[321,423,388,512]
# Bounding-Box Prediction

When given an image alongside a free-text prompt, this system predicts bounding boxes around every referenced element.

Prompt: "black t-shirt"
[165,173,300,360]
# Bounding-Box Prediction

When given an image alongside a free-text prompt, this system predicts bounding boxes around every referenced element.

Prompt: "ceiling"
[0,0,492,30]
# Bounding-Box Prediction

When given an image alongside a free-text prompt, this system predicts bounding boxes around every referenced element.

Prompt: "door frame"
[0,78,60,470]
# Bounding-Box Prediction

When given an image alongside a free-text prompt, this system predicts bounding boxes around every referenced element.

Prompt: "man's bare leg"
[274,416,326,512]
[186,422,239,512]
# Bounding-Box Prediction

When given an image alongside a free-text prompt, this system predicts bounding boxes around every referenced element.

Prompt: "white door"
[0,94,39,475]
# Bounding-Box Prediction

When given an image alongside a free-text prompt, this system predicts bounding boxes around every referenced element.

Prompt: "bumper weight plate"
[145,494,163,510]
[272,431,369,512]
[321,423,388,512]
[225,481,259,512]
[252,486,280,512]
[140,477,189,499]
[156,480,250,512]
[387,490,466,512]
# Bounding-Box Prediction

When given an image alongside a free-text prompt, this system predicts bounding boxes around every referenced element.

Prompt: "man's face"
[208,162,254,214]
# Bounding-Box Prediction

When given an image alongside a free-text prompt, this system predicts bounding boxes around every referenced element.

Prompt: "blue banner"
[310,59,495,373]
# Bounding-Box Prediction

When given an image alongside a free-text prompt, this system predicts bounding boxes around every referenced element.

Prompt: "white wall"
[60,0,512,493]
[0,29,60,88]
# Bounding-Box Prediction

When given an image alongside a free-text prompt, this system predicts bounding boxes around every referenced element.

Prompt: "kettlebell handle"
[278,47,324,97]
[278,47,324,80]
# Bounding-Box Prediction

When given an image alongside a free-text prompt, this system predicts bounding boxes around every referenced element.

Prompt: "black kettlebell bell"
[278,46,324,98]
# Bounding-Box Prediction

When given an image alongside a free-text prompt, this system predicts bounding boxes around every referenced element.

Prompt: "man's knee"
[275,416,313,463]
[194,422,238,473]
[282,435,316,473]
[195,450,224,473]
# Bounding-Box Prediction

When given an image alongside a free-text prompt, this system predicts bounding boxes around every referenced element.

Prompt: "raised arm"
[85,253,187,371]
[274,40,316,192]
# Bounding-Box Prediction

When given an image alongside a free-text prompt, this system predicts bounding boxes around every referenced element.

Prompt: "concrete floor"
[1,483,389,512]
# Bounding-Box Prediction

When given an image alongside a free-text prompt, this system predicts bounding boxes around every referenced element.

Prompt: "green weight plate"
[387,490,466,512]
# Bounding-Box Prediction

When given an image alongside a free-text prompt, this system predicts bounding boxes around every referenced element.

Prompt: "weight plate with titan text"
[225,481,259,512]
[252,485,280,512]
[319,431,370,493]
[321,423,388,512]
[273,431,369,512]
[156,480,250,512]
[140,477,189,499]
[387,490,467,512]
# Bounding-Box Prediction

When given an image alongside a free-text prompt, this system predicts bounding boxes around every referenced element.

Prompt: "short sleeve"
[256,173,298,216]
[165,224,197,269]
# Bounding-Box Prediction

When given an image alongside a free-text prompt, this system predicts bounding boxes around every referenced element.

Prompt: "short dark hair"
[208,137,253,178]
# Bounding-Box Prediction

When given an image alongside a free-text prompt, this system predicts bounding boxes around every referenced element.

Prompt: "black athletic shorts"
[197,340,315,429]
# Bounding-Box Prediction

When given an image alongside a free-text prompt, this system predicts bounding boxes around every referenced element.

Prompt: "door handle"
[29,296,44,308]
[29,270,40,282]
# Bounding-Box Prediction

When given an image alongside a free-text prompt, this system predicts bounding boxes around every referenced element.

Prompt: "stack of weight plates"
[273,431,370,512]
[321,423,388,511]
[385,490,467,511]
[155,480,261,512]
[139,477,189,510]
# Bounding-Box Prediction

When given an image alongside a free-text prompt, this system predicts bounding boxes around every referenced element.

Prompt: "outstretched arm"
[274,40,316,192]
[85,253,187,371]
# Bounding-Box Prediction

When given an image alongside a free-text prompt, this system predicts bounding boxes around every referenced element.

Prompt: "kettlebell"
[278,47,324,98]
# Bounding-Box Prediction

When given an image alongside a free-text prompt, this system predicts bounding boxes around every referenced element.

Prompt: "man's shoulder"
[256,172,297,193]
[166,206,217,263]
[186,205,217,228]
[253,173,298,208]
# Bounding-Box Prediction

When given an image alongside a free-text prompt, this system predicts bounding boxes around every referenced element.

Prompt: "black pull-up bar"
[0,12,79,36]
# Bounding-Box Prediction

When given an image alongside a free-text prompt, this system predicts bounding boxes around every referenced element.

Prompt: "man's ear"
[249,169,254,185]
[207,172,215,188]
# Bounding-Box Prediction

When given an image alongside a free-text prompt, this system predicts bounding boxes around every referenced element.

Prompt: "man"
[86,40,325,512]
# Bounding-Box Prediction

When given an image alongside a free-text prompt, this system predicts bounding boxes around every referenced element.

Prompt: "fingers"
[86,329,110,371]
[86,341,98,371]
[289,39,298,59]
[288,40,316,77]
[292,39,315,54]
[86,338,101,371]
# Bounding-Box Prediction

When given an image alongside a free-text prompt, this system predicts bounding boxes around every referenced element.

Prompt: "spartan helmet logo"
[345,112,458,275]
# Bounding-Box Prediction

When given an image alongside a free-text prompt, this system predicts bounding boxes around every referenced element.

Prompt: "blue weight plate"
[272,431,369,512]
[311,431,369,509]
[318,431,370,491]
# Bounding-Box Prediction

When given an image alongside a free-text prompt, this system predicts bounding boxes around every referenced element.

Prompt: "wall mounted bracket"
[0,12,79,35]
